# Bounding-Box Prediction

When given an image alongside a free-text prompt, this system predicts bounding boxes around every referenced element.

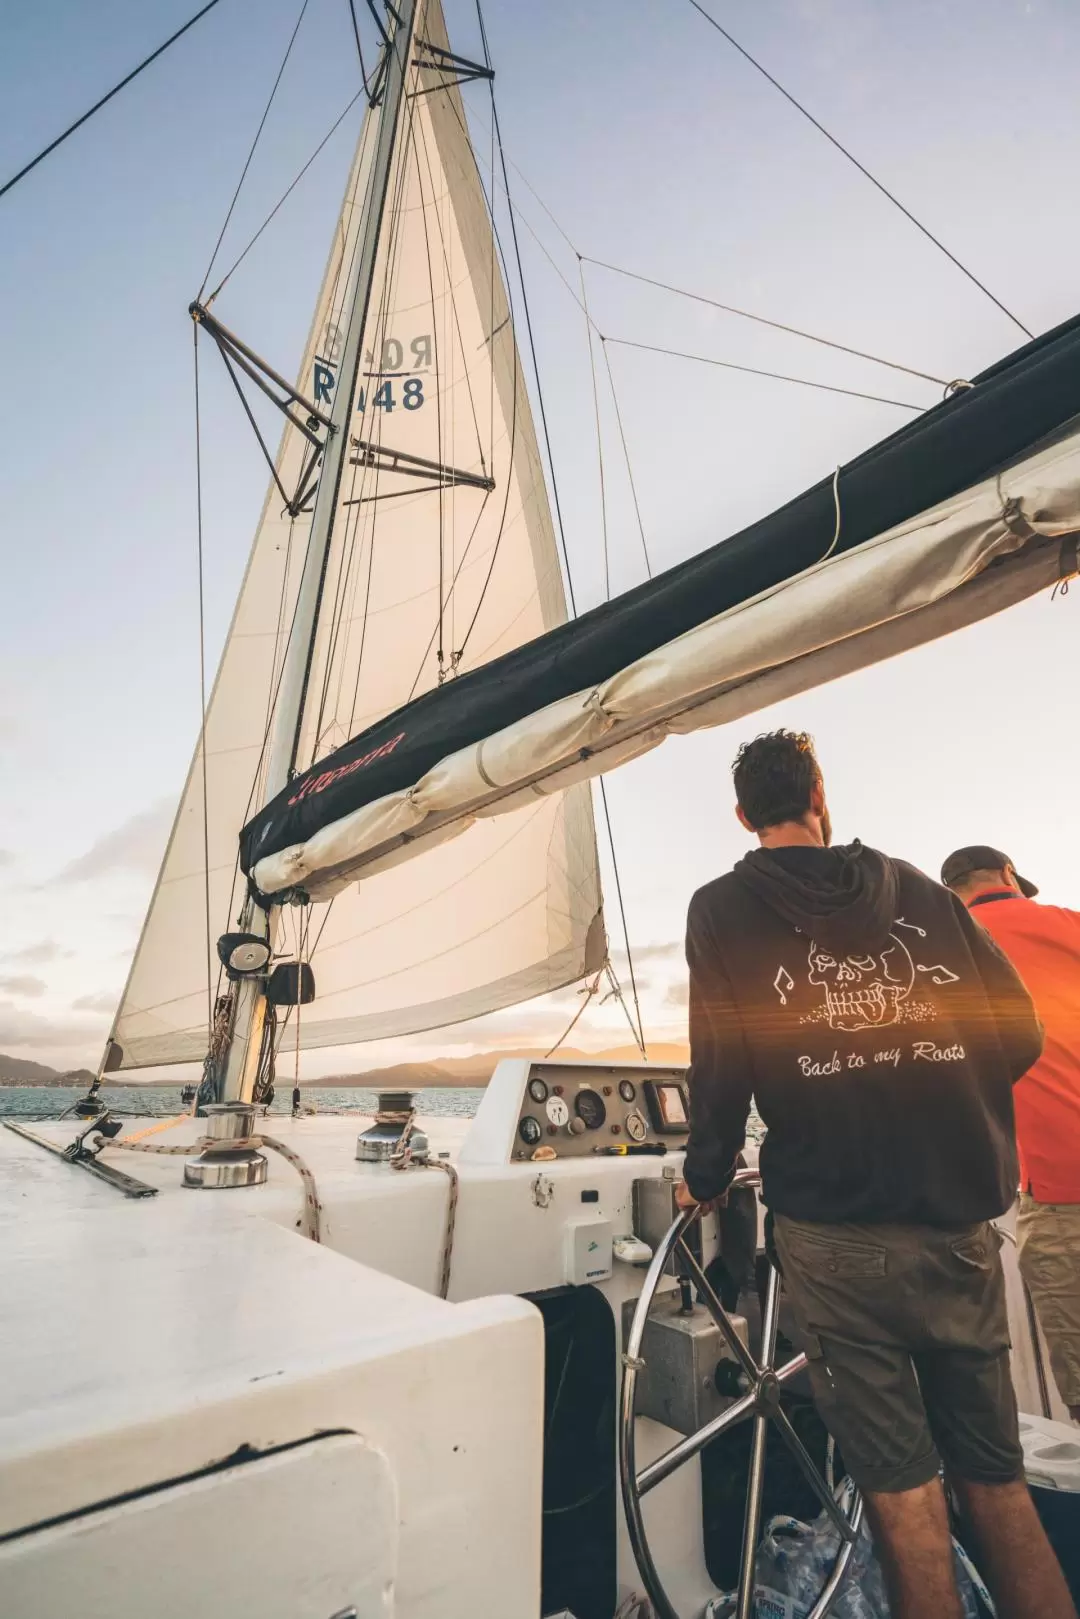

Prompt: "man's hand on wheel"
[675,1179,727,1212]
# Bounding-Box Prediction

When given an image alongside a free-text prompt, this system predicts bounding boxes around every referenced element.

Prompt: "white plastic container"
[1018,1413,1080,1491]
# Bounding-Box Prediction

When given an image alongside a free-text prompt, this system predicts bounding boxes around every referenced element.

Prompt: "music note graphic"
[774,966,795,1005]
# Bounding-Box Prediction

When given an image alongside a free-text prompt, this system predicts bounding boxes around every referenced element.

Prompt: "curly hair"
[732,729,821,831]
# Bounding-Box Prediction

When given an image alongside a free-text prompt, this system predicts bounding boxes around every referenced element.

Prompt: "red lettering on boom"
[286,733,406,806]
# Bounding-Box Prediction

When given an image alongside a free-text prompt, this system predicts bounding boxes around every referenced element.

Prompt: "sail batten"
[108,0,603,1073]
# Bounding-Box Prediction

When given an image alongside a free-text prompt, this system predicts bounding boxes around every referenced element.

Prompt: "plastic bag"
[705,1480,992,1619]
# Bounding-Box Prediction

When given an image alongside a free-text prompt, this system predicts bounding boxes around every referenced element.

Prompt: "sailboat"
[4,3,1080,1617]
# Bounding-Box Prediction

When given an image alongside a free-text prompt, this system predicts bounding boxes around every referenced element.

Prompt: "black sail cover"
[241,312,1080,876]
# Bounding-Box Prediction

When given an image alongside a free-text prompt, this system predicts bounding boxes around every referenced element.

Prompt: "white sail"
[108,1,603,1072]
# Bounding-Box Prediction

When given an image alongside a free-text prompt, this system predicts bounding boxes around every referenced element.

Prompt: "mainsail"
[244,314,1080,900]
[108,0,603,1071]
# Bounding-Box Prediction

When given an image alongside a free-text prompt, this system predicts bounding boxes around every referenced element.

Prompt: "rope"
[389,1113,458,1298]
[0,0,225,204]
[198,0,312,300]
[545,971,603,1058]
[606,337,923,412]
[426,1158,459,1299]
[108,1127,322,1242]
[821,465,843,563]
[603,960,647,1057]
[683,0,1033,340]
[583,256,949,389]
[193,328,214,1041]
[261,1135,322,1242]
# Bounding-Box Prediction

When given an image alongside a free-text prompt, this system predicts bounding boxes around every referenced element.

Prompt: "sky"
[2,0,1079,1075]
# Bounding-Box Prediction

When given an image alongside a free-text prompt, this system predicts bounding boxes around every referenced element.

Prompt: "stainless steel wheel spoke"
[676,1235,761,1383]
[620,1189,861,1619]
[638,1387,757,1495]
[771,1405,857,1541]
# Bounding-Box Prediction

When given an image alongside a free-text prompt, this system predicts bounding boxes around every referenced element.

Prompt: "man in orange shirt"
[943,845,1080,1420]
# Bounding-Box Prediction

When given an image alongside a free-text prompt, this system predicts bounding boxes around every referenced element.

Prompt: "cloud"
[0,850,15,867]
[665,981,689,1008]
[72,991,120,1014]
[0,974,47,998]
[4,939,72,966]
[0,1001,107,1052]
[52,800,172,884]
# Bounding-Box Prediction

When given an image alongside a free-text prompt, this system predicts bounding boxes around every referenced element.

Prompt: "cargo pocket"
[949,1230,993,1273]
[780,1224,888,1280]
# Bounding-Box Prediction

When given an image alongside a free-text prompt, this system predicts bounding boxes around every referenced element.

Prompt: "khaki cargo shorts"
[1016,1194,1080,1409]
[773,1213,1024,1494]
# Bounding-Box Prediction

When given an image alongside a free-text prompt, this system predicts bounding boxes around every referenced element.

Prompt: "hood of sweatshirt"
[733,840,899,956]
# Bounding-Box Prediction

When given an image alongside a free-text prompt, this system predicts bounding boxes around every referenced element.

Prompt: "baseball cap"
[940,845,1038,898]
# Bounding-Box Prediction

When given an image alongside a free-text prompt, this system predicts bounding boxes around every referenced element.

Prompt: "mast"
[221,0,419,1102]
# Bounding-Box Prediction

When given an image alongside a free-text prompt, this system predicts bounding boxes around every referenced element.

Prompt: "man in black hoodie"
[676,730,1074,1619]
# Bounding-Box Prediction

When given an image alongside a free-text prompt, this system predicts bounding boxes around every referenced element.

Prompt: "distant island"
[0,1042,688,1090]
[0,1054,96,1087]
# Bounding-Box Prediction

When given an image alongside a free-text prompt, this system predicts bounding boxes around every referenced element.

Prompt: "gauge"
[528,1076,548,1104]
[618,1079,636,1103]
[545,1095,569,1127]
[574,1088,606,1131]
[625,1110,647,1143]
[518,1115,542,1145]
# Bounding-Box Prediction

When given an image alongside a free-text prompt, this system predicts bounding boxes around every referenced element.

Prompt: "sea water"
[0,1086,485,1121]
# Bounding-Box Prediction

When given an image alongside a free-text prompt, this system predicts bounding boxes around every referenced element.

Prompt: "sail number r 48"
[312,334,431,412]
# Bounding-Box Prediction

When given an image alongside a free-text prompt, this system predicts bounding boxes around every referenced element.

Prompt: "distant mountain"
[315,1041,689,1088]
[0,1042,688,1091]
[0,1053,96,1086]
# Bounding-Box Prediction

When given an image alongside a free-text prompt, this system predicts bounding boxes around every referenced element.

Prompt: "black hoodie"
[682,841,1043,1224]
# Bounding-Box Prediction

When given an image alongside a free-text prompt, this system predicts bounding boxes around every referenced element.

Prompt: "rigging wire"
[456,98,948,396]
[581,258,949,389]
[475,0,647,1054]
[579,258,610,600]
[198,0,313,301]
[606,336,923,412]
[602,960,647,1057]
[476,6,577,615]
[346,0,374,95]
[205,88,366,304]
[0,0,225,204]
[682,0,1033,340]
[599,781,647,1056]
[600,339,652,579]
[192,327,214,1040]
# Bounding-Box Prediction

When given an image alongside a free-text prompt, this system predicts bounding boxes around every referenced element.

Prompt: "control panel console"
[458,1058,690,1166]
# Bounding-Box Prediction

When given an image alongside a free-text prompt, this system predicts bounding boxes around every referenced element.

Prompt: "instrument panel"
[512,1062,690,1161]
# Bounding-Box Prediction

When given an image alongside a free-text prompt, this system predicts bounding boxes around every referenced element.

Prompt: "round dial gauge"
[528,1076,549,1104]
[618,1079,636,1103]
[545,1095,569,1127]
[518,1115,542,1145]
[574,1088,607,1131]
[625,1110,647,1143]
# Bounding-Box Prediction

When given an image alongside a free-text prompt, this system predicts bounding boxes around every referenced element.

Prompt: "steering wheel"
[619,1169,863,1619]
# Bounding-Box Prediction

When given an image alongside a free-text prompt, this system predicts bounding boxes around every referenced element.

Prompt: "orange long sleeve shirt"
[966,890,1080,1202]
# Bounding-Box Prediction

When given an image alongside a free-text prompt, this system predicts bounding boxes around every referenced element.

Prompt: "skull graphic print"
[806,935,915,1031]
